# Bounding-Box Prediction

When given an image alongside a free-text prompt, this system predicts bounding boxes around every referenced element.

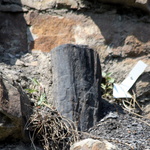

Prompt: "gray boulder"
[0,73,31,141]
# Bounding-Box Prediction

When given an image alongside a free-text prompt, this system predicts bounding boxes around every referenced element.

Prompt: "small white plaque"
[113,61,148,98]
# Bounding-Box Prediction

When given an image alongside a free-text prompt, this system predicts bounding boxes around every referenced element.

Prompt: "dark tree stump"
[48,44,102,131]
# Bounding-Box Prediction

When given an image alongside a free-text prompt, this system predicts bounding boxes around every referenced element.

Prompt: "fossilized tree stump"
[48,44,102,131]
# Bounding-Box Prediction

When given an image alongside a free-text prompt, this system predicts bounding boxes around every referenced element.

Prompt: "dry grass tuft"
[25,103,79,150]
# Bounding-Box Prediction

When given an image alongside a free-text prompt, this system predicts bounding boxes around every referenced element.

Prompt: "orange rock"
[30,15,76,52]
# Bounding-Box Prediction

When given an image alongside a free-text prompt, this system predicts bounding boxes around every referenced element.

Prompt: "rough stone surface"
[70,138,118,150]
[24,11,105,53]
[24,9,150,60]
[0,12,27,55]
[46,44,102,131]
[0,74,31,141]
[1,0,150,12]
[26,13,78,52]
[0,0,87,12]
[21,0,84,10]
[98,0,150,13]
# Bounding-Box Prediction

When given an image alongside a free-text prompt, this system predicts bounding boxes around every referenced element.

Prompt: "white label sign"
[113,61,148,98]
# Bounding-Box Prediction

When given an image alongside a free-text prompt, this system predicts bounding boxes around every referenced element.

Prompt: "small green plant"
[101,72,115,99]
[25,78,47,106]
[37,93,47,106]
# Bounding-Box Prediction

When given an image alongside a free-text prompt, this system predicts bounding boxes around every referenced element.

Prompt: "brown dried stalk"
[25,104,79,150]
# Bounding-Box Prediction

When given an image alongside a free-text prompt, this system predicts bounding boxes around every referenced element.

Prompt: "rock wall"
[0,12,27,54]
[0,1,150,104]
[0,0,150,148]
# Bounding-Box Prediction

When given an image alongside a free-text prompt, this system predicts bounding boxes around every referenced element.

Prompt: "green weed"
[101,72,115,99]
[25,78,47,106]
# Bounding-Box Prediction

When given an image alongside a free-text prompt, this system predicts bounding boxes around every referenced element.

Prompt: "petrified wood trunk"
[48,44,102,131]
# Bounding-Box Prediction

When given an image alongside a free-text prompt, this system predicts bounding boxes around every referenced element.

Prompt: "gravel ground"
[87,110,150,150]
